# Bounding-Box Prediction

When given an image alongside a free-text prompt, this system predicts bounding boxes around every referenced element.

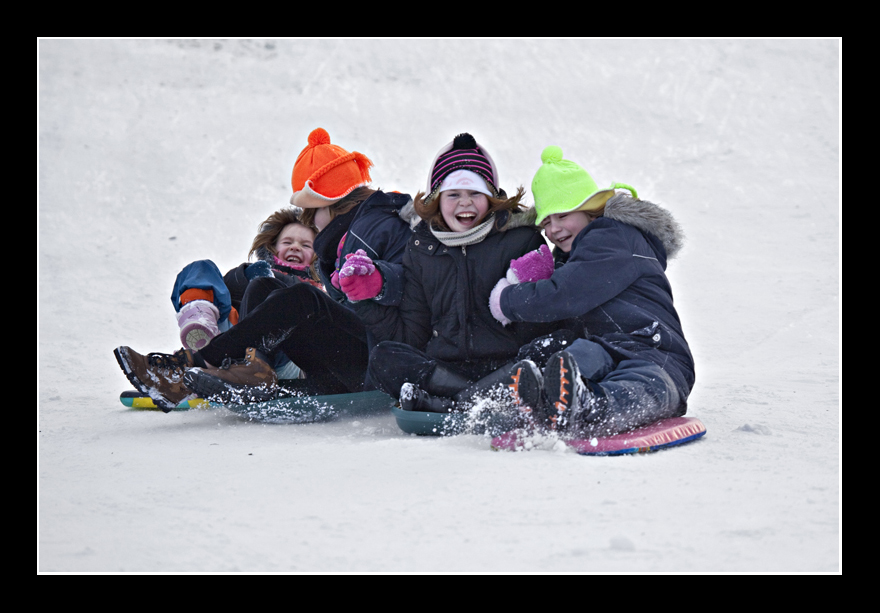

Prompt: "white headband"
[438,169,493,197]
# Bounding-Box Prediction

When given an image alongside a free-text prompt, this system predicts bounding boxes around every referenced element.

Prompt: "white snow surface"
[38,39,840,573]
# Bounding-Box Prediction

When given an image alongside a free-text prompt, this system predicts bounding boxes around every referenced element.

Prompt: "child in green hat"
[488,145,695,437]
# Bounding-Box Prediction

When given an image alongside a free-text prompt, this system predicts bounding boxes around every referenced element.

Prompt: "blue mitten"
[245,260,275,280]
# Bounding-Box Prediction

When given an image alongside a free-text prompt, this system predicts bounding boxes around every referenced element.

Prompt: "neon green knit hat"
[531,145,637,225]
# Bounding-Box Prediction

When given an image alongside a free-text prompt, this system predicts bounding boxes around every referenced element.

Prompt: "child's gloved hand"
[339,249,384,301]
[245,260,275,280]
[330,232,349,290]
[507,244,554,284]
[489,277,512,326]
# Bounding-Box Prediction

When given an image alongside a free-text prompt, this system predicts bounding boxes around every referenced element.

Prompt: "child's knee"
[566,339,615,381]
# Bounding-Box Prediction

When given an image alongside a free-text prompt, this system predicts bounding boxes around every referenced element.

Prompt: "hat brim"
[290,184,344,209]
[535,188,616,225]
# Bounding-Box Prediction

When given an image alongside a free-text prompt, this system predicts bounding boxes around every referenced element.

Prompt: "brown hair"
[297,187,377,230]
[413,186,528,231]
[249,209,322,284]
[249,208,317,260]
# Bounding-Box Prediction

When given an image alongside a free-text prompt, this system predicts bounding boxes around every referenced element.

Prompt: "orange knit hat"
[290,128,374,208]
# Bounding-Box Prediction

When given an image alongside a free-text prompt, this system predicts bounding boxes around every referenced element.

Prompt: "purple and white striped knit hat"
[425,133,501,200]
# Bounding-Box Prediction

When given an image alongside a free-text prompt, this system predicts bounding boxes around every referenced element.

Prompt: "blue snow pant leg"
[585,359,682,436]
[566,338,615,381]
[170,259,233,323]
[565,339,682,436]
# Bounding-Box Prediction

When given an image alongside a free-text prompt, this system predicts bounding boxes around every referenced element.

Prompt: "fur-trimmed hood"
[399,197,421,230]
[603,194,685,260]
[500,205,538,230]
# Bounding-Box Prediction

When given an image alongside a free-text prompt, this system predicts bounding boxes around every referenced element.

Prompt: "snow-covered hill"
[38,39,840,572]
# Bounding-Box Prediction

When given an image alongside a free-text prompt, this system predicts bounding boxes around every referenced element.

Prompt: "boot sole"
[182,326,214,351]
[543,351,580,429]
[509,360,543,411]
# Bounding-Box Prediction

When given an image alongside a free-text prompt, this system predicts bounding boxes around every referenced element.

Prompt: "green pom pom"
[541,145,563,164]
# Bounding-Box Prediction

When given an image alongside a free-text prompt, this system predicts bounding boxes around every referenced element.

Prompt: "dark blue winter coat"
[312,189,414,307]
[498,195,695,400]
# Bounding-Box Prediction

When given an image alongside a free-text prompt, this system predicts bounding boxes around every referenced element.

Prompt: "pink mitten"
[507,244,554,283]
[339,249,384,301]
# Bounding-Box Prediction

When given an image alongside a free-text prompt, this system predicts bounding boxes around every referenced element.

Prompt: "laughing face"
[541,211,593,253]
[439,189,490,233]
[274,223,316,266]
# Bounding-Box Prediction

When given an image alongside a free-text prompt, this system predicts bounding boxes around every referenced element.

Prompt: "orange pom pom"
[308,128,330,147]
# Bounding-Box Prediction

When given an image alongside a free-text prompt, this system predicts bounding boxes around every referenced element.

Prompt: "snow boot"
[114,346,197,413]
[399,382,455,413]
[541,350,595,431]
[507,359,545,415]
[177,300,220,351]
[184,347,278,404]
[452,362,521,411]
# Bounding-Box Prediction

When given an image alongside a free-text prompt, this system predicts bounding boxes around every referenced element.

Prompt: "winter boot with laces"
[183,347,278,404]
[113,346,197,412]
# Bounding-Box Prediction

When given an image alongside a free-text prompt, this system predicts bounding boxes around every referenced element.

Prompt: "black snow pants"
[196,277,370,394]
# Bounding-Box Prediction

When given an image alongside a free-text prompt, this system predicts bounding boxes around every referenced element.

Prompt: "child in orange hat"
[290,127,374,209]
[115,128,415,410]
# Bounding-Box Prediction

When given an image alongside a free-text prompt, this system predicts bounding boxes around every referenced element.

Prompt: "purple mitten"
[508,244,554,284]
[339,250,383,301]
[489,277,512,326]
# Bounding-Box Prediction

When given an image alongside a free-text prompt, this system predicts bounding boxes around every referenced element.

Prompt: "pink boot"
[177,300,220,351]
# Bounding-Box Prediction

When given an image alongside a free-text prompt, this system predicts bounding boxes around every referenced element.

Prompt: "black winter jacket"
[354,208,557,370]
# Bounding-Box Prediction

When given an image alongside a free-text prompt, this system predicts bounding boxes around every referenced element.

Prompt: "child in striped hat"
[352,132,559,414]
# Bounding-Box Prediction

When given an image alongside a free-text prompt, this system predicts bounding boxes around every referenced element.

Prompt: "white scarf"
[429,214,496,247]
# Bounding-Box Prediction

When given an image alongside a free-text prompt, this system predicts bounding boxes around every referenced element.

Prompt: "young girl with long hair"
[345,133,557,410]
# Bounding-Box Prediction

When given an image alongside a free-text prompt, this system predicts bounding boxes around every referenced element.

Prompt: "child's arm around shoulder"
[494,221,641,325]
